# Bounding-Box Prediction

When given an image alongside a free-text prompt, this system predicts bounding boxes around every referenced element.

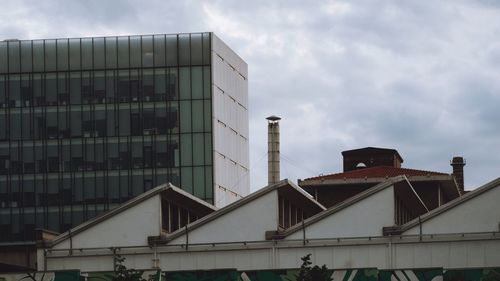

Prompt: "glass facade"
[0,33,213,242]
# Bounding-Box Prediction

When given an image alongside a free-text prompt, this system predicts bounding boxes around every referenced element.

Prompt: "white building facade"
[33,178,500,275]
[211,34,249,206]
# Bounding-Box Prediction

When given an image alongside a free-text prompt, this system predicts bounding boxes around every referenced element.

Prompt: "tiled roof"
[304,166,449,181]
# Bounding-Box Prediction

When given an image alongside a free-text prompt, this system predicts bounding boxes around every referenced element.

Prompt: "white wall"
[170,190,278,244]
[391,239,500,269]
[45,255,114,272]
[404,184,500,235]
[41,234,500,271]
[211,34,249,207]
[53,195,162,249]
[287,186,395,239]
[158,248,272,271]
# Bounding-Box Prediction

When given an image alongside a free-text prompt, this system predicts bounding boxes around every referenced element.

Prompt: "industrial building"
[298,147,463,211]
[25,133,500,276]
[1,33,499,280]
[19,133,499,278]
[1,134,499,276]
[17,176,500,279]
[0,32,249,247]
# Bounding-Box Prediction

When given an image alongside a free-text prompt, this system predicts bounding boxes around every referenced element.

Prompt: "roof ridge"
[393,166,449,175]
[303,166,449,181]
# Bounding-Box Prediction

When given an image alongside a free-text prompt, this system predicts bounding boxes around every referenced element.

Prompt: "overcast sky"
[1,0,499,191]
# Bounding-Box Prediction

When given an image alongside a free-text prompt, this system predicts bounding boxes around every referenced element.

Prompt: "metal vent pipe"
[267,115,281,185]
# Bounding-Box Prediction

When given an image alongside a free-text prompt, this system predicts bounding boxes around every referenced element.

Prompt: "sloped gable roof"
[398,177,500,233]
[282,175,428,237]
[47,183,217,247]
[163,179,326,242]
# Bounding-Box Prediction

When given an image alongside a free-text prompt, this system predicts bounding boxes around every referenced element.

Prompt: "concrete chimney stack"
[451,156,466,193]
[267,115,281,185]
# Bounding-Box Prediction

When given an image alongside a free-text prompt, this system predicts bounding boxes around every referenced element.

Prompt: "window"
[0,34,218,243]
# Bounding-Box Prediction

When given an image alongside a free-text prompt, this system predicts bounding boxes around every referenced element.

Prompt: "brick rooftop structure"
[298,147,462,210]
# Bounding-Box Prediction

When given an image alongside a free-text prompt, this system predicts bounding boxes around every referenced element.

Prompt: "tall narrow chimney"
[267,115,281,185]
[451,156,466,193]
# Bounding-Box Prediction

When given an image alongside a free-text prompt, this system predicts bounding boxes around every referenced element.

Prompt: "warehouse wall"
[53,195,161,249]
[287,186,395,240]
[41,233,500,272]
[404,183,500,235]
[169,190,278,245]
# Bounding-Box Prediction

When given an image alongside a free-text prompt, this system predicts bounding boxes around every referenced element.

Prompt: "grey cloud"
[239,1,500,189]
[485,42,500,67]
[0,0,499,190]
[453,80,500,136]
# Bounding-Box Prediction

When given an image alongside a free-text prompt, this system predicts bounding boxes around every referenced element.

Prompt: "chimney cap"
[451,156,466,165]
[266,115,281,122]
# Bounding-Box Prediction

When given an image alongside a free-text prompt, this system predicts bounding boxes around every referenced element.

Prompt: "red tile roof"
[304,166,449,181]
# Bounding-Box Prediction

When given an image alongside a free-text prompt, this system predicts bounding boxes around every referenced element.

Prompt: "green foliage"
[164,270,237,281]
[113,255,146,281]
[296,254,332,281]
[18,272,49,281]
[279,270,300,281]
[443,268,500,281]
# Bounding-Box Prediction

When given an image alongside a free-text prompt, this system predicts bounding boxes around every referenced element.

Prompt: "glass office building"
[0,33,249,243]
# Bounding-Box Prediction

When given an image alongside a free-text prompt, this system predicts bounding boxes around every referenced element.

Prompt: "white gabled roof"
[163,179,326,242]
[282,175,428,238]
[47,183,217,247]
[399,177,500,234]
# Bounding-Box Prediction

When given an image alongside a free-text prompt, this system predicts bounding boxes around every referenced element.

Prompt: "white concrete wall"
[170,190,278,244]
[158,248,272,271]
[404,184,500,235]
[41,235,500,271]
[45,255,114,272]
[391,239,500,269]
[211,34,249,207]
[287,186,395,239]
[53,195,162,249]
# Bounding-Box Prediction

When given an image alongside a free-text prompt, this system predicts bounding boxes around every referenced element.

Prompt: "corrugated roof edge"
[302,166,449,182]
